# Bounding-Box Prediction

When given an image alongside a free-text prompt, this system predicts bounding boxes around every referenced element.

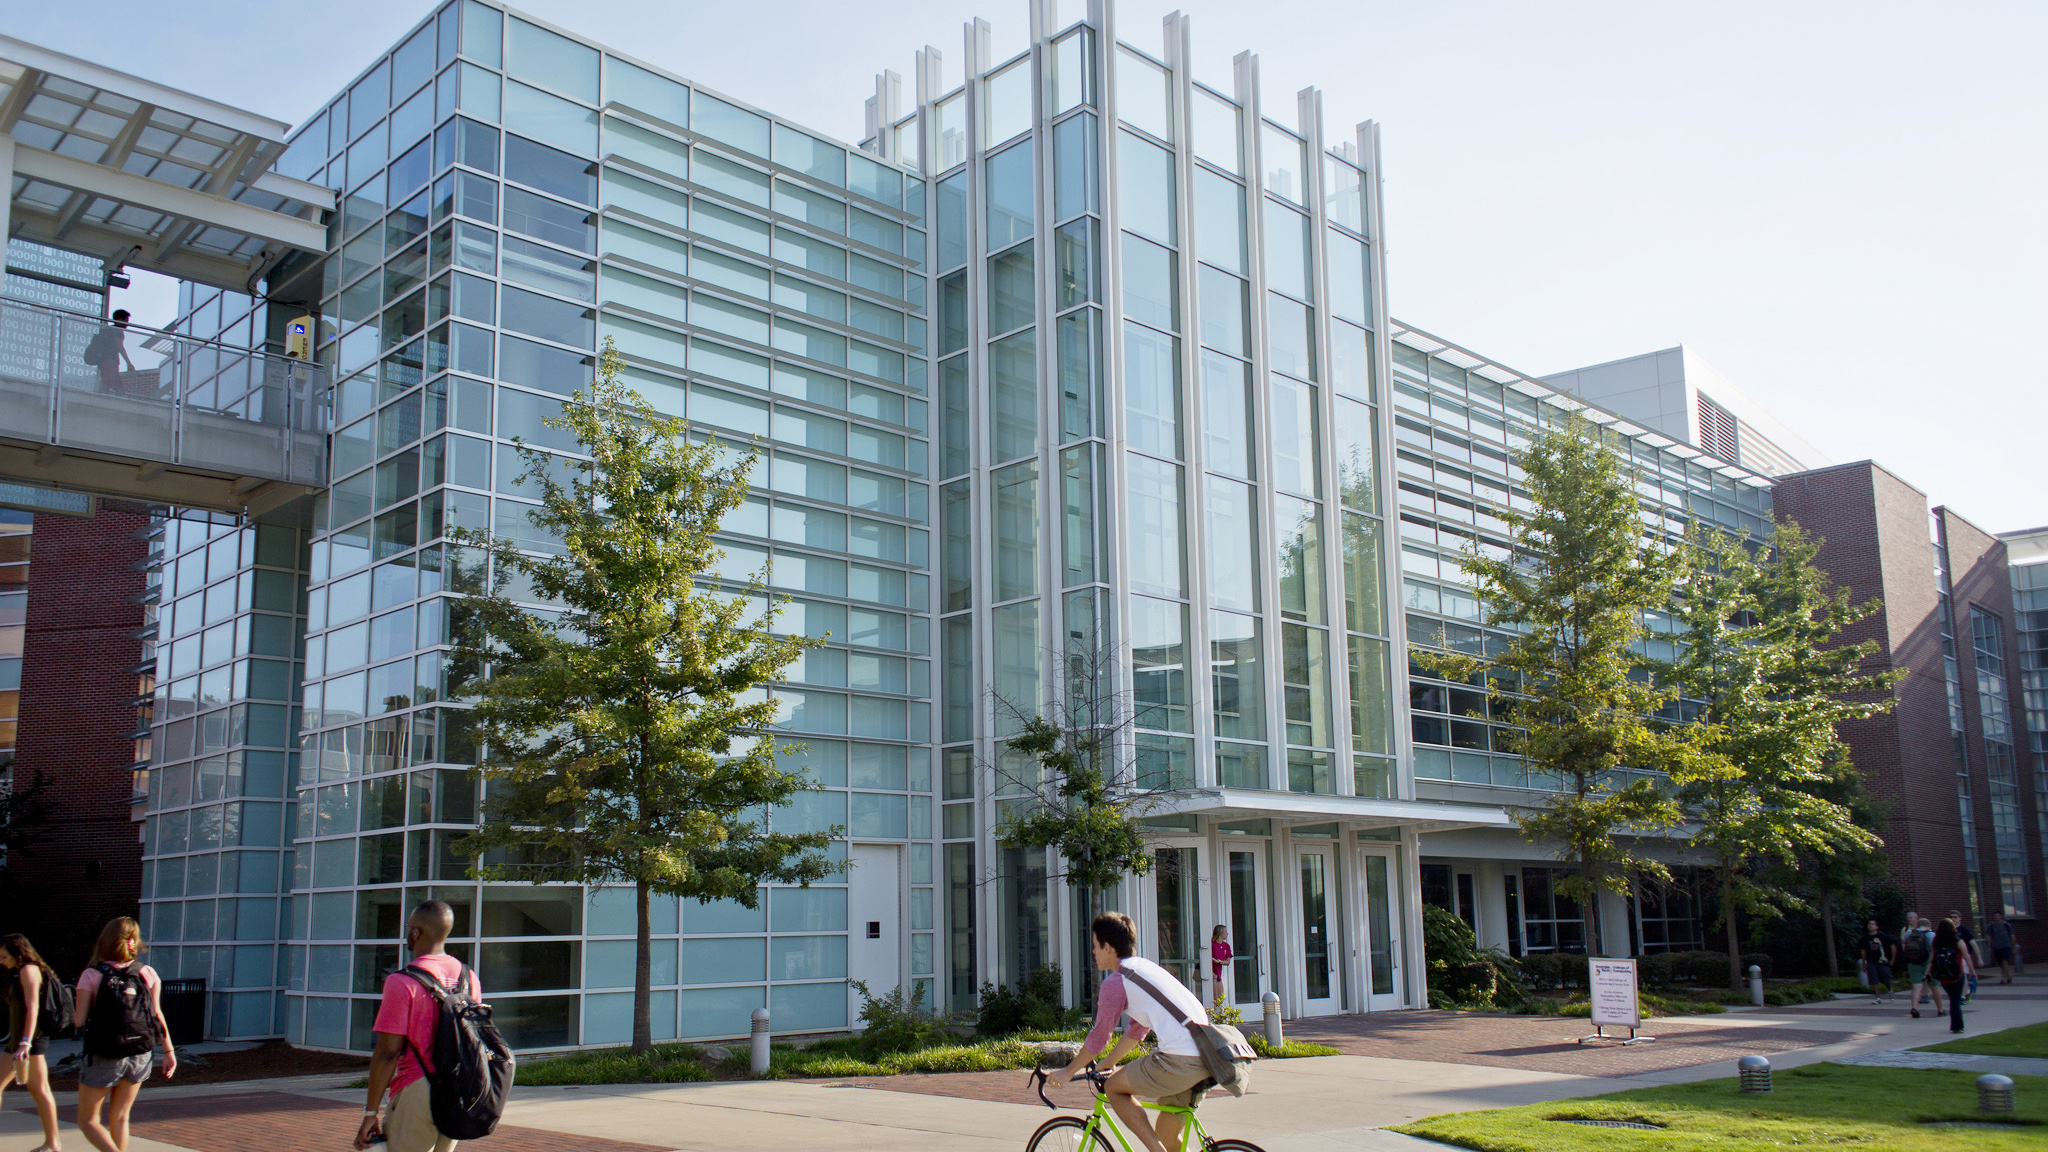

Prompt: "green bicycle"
[1025,1066,1265,1152]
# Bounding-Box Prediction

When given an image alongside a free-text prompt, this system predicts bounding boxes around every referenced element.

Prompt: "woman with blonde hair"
[71,917,175,1152]
[2,932,64,1151]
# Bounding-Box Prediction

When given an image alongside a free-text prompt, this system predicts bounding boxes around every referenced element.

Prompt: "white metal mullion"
[1237,52,1285,795]
[1163,12,1211,795]
[1299,88,1352,800]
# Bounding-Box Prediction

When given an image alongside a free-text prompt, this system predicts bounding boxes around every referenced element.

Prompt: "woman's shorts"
[1119,1051,1212,1109]
[79,1051,153,1088]
[3,1035,49,1057]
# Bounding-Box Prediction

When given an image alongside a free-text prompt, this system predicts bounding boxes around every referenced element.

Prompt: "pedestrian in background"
[1950,910,1979,1000]
[1929,918,1975,1033]
[72,917,176,1152]
[1,933,63,1152]
[1903,915,1945,1019]
[1985,912,2017,984]
[1857,919,1897,1003]
[1210,925,1233,1006]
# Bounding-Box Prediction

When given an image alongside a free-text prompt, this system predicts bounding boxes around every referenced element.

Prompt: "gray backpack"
[1120,965,1258,1098]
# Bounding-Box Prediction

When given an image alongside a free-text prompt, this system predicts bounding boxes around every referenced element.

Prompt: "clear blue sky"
[28,0,2044,533]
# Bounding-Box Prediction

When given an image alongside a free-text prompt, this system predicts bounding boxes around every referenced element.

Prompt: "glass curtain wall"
[276,0,930,1050]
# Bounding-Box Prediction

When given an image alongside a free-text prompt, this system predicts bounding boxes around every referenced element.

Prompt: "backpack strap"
[398,962,471,1078]
[1117,963,1198,1029]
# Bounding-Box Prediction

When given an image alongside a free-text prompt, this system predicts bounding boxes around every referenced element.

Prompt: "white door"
[1295,845,1340,1015]
[1223,844,1274,1009]
[848,844,903,1007]
[1358,846,1404,1011]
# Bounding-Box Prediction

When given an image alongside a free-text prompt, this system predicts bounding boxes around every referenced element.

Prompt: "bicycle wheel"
[1205,1140,1268,1152]
[1027,1115,1115,1152]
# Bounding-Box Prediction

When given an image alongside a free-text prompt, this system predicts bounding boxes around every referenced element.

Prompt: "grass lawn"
[1920,1020,2048,1059]
[509,1031,1337,1086]
[1391,1063,2047,1152]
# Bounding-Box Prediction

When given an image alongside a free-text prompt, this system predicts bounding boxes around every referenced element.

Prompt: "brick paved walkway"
[16,1091,670,1152]
[1282,1011,1858,1076]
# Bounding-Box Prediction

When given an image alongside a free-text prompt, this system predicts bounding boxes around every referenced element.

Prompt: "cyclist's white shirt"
[1117,956,1207,1057]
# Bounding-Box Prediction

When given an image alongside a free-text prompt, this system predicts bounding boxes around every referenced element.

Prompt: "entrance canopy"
[1,34,332,292]
[1147,788,1515,836]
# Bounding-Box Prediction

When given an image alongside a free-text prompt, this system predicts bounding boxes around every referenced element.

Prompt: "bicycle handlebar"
[1029,1064,1108,1109]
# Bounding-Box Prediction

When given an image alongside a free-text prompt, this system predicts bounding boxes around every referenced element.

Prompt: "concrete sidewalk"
[7,978,2044,1152]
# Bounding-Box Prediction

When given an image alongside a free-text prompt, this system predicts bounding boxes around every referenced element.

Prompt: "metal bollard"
[1978,1074,2015,1114]
[1261,992,1284,1048]
[750,1007,771,1076]
[1738,1054,1772,1094]
[1748,964,1764,1007]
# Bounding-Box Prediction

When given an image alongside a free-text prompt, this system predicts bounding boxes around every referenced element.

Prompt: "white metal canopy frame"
[0,34,333,292]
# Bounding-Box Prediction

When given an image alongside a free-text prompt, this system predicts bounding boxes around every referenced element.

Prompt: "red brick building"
[1,501,151,976]
[1774,462,2044,958]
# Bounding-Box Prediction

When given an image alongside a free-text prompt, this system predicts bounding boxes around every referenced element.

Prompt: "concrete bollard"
[1978,1074,2015,1114]
[1738,1054,1772,1094]
[750,1007,771,1076]
[1748,964,1764,1007]
[1261,992,1283,1048]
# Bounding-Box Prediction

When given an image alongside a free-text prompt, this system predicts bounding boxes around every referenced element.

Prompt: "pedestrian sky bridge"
[1,35,335,515]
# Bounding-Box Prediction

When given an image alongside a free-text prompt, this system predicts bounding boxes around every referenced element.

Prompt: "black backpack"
[1929,945,1963,984]
[401,963,515,1140]
[1901,930,1930,965]
[84,964,156,1058]
[36,971,75,1039]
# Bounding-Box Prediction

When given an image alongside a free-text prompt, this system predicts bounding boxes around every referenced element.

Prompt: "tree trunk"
[1819,889,1840,978]
[1722,873,1743,992]
[1581,857,1602,958]
[632,879,652,1053]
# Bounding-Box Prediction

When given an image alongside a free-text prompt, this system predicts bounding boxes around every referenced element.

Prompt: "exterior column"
[1,133,15,282]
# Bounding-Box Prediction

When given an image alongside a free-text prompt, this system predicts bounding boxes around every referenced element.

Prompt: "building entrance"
[1294,845,1340,1015]
[1224,845,1272,1009]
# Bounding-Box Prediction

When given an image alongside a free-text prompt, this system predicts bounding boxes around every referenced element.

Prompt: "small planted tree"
[1673,522,1893,988]
[454,343,837,1052]
[1431,417,1707,956]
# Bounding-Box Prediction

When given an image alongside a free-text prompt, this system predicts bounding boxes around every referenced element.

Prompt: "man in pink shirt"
[354,901,481,1152]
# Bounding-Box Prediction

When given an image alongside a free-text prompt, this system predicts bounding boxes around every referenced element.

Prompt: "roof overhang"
[1,34,334,293]
[1144,788,1516,835]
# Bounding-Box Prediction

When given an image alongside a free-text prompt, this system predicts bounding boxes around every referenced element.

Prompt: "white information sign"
[1588,958,1641,1028]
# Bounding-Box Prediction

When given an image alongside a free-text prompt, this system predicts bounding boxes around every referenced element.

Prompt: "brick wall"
[6,503,149,977]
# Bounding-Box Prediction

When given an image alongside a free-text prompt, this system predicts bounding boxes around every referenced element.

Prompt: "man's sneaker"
[1910,1008,1920,1018]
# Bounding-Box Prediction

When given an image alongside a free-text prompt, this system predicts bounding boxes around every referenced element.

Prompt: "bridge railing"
[0,297,330,488]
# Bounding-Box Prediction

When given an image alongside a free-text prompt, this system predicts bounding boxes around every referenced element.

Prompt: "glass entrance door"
[1296,846,1339,1014]
[1360,848,1403,1010]
[1225,846,1270,1008]
[1153,846,1201,994]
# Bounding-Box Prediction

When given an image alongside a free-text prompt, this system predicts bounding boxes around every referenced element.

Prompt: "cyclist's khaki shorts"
[1120,1051,1211,1108]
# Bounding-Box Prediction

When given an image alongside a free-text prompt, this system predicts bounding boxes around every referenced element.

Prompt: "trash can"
[159,978,207,1046]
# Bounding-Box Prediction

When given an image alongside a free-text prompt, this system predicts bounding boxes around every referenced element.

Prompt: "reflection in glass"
[992,601,1040,736]
[1055,219,1096,309]
[992,460,1039,602]
[1263,199,1312,302]
[1125,455,1184,599]
[1204,477,1259,612]
[941,481,971,612]
[1116,50,1173,142]
[1211,610,1265,741]
[934,93,967,170]
[1118,131,1177,246]
[1058,309,1101,441]
[939,353,970,477]
[1282,624,1331,747]
[1129,596,1190,732]
[990,329,1037,463]
[1121,234,1178,332]
[1228,851,1262,999]
[1288,749,1333,796]
[1267,295,1316,382]
[1325,156,1364,233]
[1330,319,1373,403]
[989,243,1036,335]
[1201,353,1253,480]
[1276,495,1324,624]
[1060,446,1101,587]
[1342,512,1385,636]
[1218,743,1268,791]
[1335,397,1377,511]
[1052,30,1095,116]
[1348,635,1392,756]
[938,271,968,355]
[1193,170,1245,275]
[1053,113,1097,221]
[1269,377,1318,496]
[986,142,1035,250]
[1123,323,1181,460]
[1263,123,1306,204]
[936,172,966,270]
[1327,231,1367,323]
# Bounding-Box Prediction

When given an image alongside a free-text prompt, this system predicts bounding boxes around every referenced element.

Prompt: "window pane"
[1060,445,1100,587]
[1116,50,1172,142]
[1197,265,1246,356]
[1267,295,1315,383]
[1334,395,1377,512]
[1125,454,1183,599]
[1324,156,1364,233]
[990,328,1037,464]
[936,173,967,271]
[692,93,769,157]
[1121,234,1177,332]
[1205,477,1259,612]
[1282,624,1331,747]
[1193,169,1244,275]
[773,124,845,185]
[992,601,1041,735]
[604,59,689,126]
[1262,123,1305,204]
[989,242,1036,335]
[1275,494,1325,624]
[992,461,1039,602]
[1055,219,1095,310]
[1343,518,1386,636]
[1349,635,1391,755]
[1051,31,1094,116]
[1123,323,1181,460]
[1192,89,1240,175]
[1058,309,1101,442]
[1270,376,1319,496]
[941,481,972,612]
[1118,131,1176,246]
[1211,610,1264,741]
[1330,319,1373,403]
[1053,113,1097,222]
[506,16,598,102]
[504,82,598,156]
[1201,351,1252,480]
[1327,231,1367,323]
[1263,199,1311,302]
[1130,596,1190,732]
[985,59,1032,145]
[939,354,971,477]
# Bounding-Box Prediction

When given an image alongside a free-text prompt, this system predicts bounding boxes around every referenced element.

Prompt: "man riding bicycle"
[1049,912,1214,1152]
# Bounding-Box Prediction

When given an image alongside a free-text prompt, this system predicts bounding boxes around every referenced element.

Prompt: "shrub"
[1209,993,1246,1027]
[850,979,969,1056]
[976,963,1085,1037]
[1422,906,1526,1009]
